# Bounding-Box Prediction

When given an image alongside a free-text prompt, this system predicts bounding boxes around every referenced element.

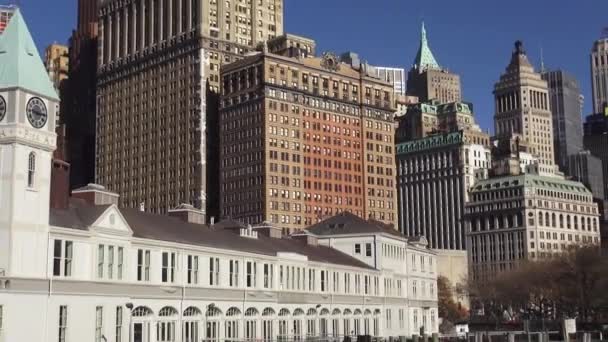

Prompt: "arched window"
[307,308,318,316]
[551,213,556,227]
[538,212,544,226]
[159,306,178,317]
[158,307,178,342]
[278,309,290,317]
[132,306,153,317]
[245,308,259,317]
[262,308,276,317]
[183,307,202,317]
[545,212,550,227]
[206,306,222,318]
[226,307,242,317]
[27,152,36,188]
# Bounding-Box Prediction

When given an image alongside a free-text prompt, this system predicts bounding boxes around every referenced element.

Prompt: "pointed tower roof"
[413,22,440,71]
[506,40,534,72]
[0,8,58,100]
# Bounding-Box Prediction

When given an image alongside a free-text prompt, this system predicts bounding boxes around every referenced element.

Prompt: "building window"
[27,152,35,188]
[53,240,73,277]
[117,247,124,280]
[320,270,326,292]
[246,261,257,288]
[355,244,361,254]
[263,263,273,289]
[0,305,3,337]
[137,249,150,281]
[161,252,176,283]
[97,245,105,278]
[187,255,199,285]
[58,305,68,342]
[229,260,239,287]
[108,246,114,279]
[115,307,123,342]
[209,257,220,286]
[308,269,315,291]
[95,306,103,342]
[365,243,372,257]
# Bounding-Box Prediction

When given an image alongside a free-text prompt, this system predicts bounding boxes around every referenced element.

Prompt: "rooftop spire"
[413,21,440,71]
[0,8,58,100]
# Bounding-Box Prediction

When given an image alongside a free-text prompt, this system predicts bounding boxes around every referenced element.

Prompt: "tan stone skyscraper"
[406,23,462,104]
[96,0,283,216]
[493,41,555,175]
[219,48,397,231]
[591,35,608,113]
[44,44,69,90]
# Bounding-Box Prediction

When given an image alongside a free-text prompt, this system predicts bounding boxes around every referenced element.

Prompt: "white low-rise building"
[0,9,438,342]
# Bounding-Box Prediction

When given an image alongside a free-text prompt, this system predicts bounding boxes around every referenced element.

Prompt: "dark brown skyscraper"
[63,0,99,188]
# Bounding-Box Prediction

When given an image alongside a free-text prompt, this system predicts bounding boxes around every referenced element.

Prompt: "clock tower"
[0,9,59,278]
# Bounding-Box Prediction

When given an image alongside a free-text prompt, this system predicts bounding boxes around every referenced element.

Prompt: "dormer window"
[27,152,35,188]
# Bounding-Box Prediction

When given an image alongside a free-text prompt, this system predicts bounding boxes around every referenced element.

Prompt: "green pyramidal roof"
[0,8,58,100]
[413,22,440,71]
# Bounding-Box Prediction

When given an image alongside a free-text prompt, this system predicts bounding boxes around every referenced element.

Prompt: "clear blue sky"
[10,0,608,132]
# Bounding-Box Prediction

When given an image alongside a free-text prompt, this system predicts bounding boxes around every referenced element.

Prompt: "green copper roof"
[0,8,58,100]
[413,22,440,70]
[470,174,592,195]
[396,131,463,155]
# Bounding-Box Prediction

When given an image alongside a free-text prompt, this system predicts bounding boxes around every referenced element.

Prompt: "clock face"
[0,95,5,122]
[26,97,48,129]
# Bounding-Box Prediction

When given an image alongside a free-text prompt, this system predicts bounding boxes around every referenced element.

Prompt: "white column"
[123,6,129,57]
[107,14,113,62]
[131,3,137,53]
[186,0,192,31]
[114,11,120,60]
[176,0,183,35]
[159,0,164,40]
[148,0,154,46]
[140,0,146,49]
[167,0,173,38]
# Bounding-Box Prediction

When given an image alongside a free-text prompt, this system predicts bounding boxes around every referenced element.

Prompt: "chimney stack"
[50,159,70,209]
[71,184,120,206]
[168,204,206,225]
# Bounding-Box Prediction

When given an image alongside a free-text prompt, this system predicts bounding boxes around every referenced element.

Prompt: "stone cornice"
[0,125,57,152]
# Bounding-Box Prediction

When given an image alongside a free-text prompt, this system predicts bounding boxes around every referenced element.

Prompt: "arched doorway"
[261,308,276,341]
[319,308,330,337]
[131,306,153,342]
[292,308,305,341]
[278,309,290,342]
[245,307,259,340]
[157,306,178,342]
[183,307,202,342]
[205,306,222,342]
[225,307,242,342]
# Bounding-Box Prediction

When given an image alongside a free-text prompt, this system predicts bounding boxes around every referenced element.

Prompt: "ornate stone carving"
[320,52,340,72]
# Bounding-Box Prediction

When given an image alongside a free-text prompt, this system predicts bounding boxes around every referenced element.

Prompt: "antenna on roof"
[540,46,545,73]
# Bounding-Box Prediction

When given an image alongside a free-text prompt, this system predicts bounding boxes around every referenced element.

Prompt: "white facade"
[0,204,438,342]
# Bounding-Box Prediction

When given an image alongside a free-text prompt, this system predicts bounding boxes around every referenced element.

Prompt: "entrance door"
[262,320,273,341]
[245,320,256,340]
[184,321,198,342]
[206,321,219,342]
[278,320,288,342]
[133,323,144,342]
